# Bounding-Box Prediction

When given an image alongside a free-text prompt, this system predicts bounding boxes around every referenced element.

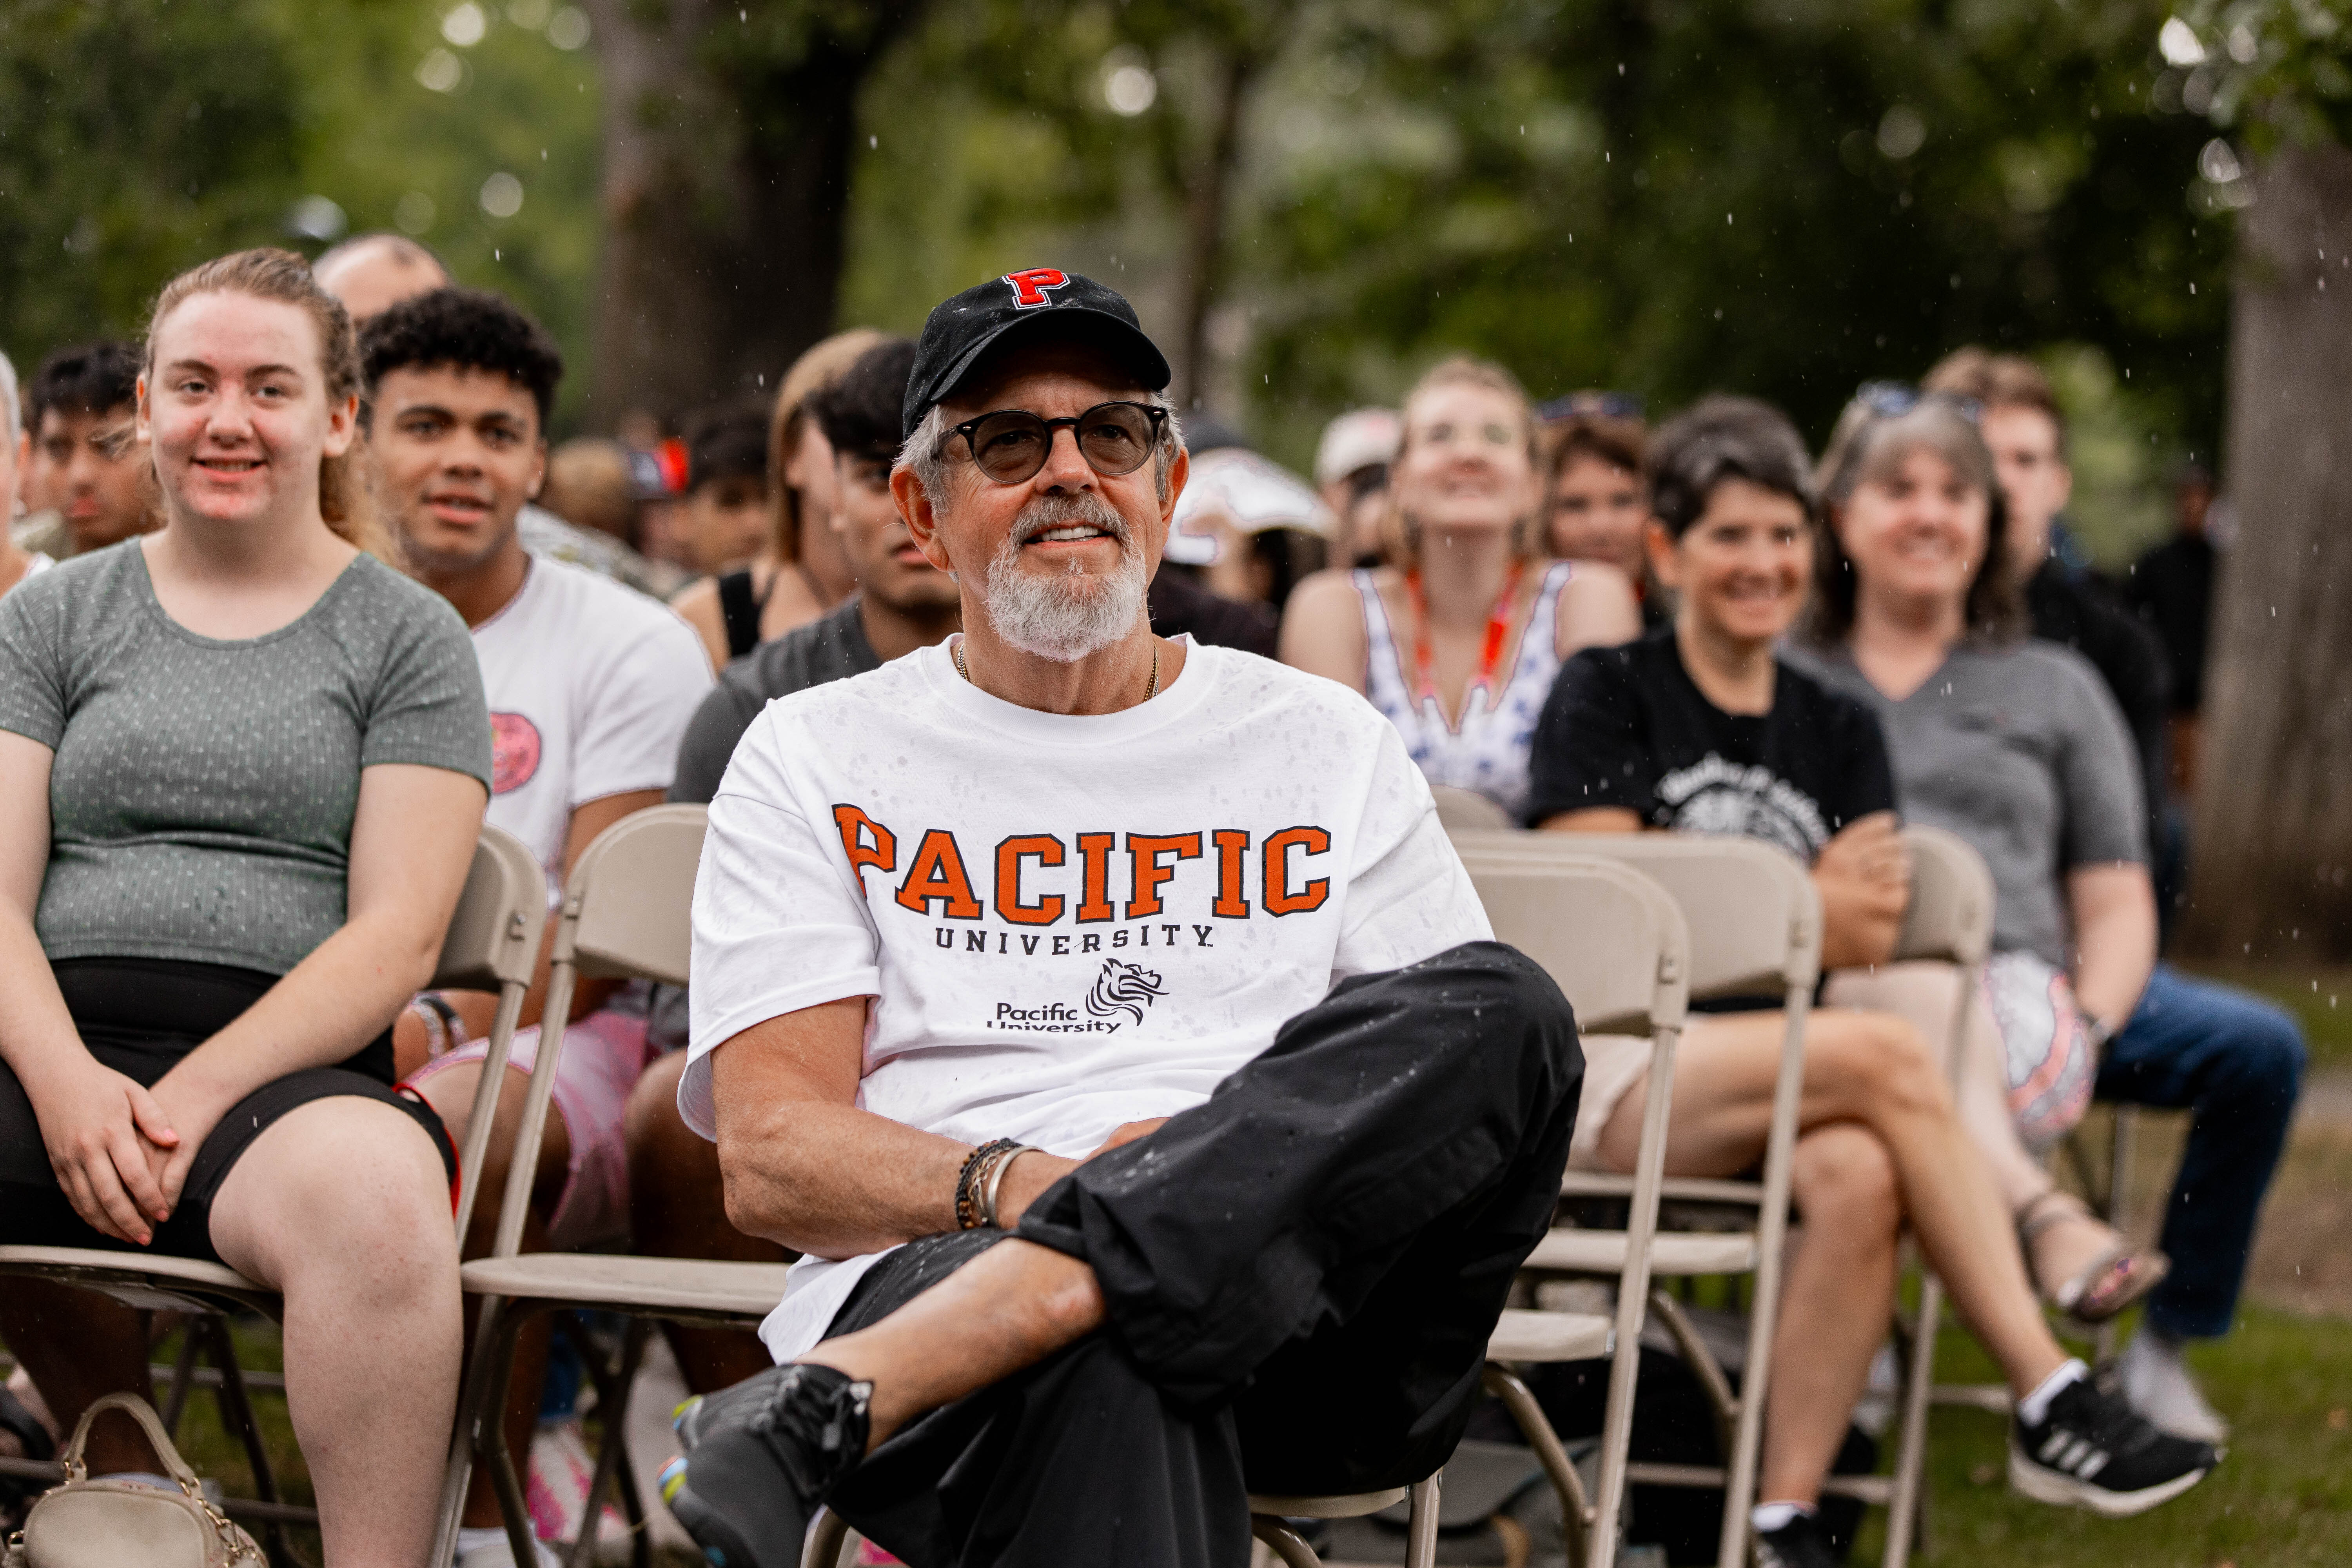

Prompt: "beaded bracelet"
[955,1139,1022,1230]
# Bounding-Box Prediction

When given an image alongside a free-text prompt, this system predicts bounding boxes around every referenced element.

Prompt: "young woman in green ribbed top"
[0,249,492,1567]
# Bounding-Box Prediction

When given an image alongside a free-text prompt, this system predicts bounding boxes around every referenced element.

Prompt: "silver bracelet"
[409,994,463,1058]
[979,1145,1034,1230]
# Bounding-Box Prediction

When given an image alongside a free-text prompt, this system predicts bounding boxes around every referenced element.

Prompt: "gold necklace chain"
[955,637,1160,701]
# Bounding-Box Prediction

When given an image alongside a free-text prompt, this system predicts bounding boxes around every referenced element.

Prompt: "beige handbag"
[3,1394,261,1568]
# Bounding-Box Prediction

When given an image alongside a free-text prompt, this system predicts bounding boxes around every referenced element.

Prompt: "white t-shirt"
[684,638,1491,1360]
[472,556,711,898]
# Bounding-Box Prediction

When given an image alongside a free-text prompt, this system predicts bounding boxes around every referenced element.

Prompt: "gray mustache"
[1010,494,1132,548]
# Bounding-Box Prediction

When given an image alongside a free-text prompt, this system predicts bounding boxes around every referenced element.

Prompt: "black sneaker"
[2009,1374,2218,1516]
[1753,1510,1839,1568]
[659,1363,872,1568]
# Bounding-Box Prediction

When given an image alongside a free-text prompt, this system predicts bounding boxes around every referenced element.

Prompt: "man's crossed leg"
[664,943,1582,1568]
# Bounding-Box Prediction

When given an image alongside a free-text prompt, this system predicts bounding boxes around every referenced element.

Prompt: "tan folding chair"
[0,824,545,1556]
[807,855,1692,1568]
[1454,830,1822,1568]
[1429,783,1516,834]
[433,804,802,1568]
[1863,824,1996,1568]
[1455,855,1693,1568]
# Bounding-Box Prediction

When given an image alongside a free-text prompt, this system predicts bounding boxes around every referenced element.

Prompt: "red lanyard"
[1405,560,1523,714]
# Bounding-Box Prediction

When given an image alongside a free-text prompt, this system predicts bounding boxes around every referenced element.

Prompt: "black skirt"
[0,958,453,1264]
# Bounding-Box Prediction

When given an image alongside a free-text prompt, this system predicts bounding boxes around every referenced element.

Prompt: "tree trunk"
[2178,142,2352,962]
[584,0,927,428]
[1173,47,1254,409]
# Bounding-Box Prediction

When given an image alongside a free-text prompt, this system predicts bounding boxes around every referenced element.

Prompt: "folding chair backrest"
[1430,784,1516,834]
[1456,831,1819,1000]
[1464,857,1689,1037]
[430,825,546,993]
[560,804,710,986]
[439,826,554,1242]
[1894,825,1994,966]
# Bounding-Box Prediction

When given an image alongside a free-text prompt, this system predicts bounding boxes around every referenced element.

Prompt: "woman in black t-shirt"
[1522,399,2199,1550]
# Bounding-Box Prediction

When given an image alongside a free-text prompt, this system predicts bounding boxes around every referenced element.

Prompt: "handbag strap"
[56,1394,203,1496]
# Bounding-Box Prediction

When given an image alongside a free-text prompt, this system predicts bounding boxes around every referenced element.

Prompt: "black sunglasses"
[939,401,1170,485]
[1854,380,1982,425]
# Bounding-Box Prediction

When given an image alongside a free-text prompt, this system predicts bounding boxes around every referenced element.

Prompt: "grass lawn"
[1855,1306,2352,1568]
[162,1302,2351,1568]
[129,969,2352,1568]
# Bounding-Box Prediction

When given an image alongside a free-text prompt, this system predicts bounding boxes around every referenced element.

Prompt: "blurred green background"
[0,0,2298,567]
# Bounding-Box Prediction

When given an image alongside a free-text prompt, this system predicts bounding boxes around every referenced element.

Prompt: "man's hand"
[1089,1118,1169,1156]
[991,1117,1173,1232]
[1814,811,1910,970]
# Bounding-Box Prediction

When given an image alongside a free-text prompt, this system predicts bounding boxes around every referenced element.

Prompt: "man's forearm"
[717,1099,976,1260]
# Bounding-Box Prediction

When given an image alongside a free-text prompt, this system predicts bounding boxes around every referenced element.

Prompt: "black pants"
[0,958,451,1263]
[821,941,1583,1568]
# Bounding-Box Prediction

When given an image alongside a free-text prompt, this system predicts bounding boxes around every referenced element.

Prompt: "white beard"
[980,494,1149,662]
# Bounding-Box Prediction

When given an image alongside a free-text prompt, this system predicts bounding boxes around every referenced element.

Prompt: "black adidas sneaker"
[1753,1509,1839,1568]
[2009,1374,2217,1516]
[659,1363,872,1568]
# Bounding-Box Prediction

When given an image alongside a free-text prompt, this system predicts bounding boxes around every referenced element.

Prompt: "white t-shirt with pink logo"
[470,556,711,901]
[683,638,1491,1360]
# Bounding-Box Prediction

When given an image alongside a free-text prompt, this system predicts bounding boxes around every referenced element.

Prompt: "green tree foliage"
[0,0,305,365]
[2175,0,2352,149]
[0,0,601,427]
[840,0,2240,544]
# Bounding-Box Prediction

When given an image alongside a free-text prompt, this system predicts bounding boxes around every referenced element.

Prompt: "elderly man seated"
[655,272,1585,1568]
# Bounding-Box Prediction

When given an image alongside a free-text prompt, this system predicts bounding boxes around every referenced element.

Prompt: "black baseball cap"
[901,269,1172,441]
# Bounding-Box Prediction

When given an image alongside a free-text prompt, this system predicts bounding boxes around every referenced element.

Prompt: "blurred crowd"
[0,232,2294,1568]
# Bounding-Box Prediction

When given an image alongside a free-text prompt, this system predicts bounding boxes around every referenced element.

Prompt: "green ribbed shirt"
[0,542,492,975]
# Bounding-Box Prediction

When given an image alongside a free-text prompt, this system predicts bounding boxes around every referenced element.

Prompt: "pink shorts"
[407,1007,653,1251]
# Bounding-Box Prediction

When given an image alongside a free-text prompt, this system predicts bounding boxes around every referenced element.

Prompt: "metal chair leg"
[1881,1273,1942,1568]
[2096,1107,2140,1364]
[161,1326,201,1437]
[470,1300,541,1568]
[802,1506,852,1568]
[194,1316,297,1568]
[1485,1365,1593,1568]
[1403,1473,1443,1568]
[431,1292,512,1568]
[563,1315,649,1568]
[1250,1515,1323,1568]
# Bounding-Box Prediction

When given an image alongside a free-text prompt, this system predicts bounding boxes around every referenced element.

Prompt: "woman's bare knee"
[208,1099,456,1291]
[1790,1124,1900,1233]
[623,1050,691,1157]
[1810,1012,1949,1122]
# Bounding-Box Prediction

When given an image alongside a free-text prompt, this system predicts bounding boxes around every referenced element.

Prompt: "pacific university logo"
[1003,268,1071,309]
[1086,959,1165,1026]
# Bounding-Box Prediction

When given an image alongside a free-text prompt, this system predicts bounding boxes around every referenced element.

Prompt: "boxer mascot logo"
[1085,959,1165,1026]
[1003,268,1071,310]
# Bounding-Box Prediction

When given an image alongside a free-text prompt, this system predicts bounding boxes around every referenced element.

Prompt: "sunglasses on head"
[1854,380,1982,425]
[938,401,1170,485]
[1537,390,1645,423]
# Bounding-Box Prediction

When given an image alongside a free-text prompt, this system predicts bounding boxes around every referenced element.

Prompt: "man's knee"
[1427,940,1578,1047]
[2219,1001,2307,1101]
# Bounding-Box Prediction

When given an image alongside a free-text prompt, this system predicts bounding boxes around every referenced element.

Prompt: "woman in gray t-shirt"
[1790,388,2165,1325]
[0,250,490,1558]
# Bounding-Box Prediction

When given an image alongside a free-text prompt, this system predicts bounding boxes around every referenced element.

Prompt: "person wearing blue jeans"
[2100,966,2305,1435]
[1921,346,2311,1443]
